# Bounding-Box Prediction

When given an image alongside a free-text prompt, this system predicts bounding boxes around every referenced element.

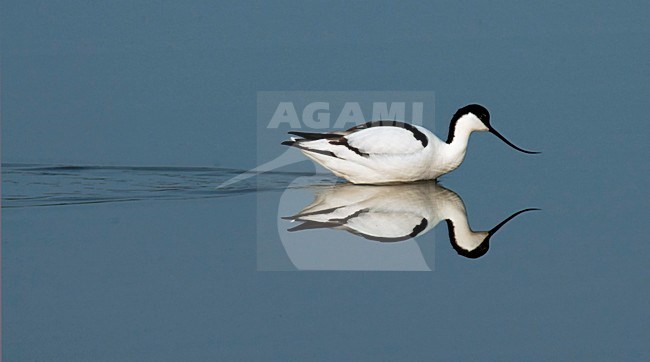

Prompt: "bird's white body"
[292,113,489,184]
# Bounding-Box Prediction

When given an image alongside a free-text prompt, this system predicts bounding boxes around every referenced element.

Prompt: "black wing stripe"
[288,131,342,140]
[346,120,428,148]
[409,218,428,237]
[328,138,369,157]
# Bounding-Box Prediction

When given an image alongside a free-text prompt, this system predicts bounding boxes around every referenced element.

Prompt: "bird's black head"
[459,103,490,126]
[446,104,491,143]
[447,103,540,154]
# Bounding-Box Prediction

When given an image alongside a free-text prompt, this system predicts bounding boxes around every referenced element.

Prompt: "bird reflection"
[283,182,537,259]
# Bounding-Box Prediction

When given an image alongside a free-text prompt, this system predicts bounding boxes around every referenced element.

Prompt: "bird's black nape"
[446,104,490,144]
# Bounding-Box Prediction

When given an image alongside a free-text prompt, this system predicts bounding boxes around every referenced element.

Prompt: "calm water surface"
[3,1,650,360]
[3,152,648,359]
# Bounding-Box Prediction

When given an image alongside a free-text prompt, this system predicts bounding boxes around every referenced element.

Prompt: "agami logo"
[267,102,425,129]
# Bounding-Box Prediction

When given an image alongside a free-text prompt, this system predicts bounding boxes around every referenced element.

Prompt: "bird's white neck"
[447,124,473,155]
[435,128,473,174]
[436,113,489,174]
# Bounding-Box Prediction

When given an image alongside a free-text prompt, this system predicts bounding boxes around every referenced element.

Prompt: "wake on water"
[2,164,337,208]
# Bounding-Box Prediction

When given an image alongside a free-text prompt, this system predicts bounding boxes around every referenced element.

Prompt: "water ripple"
[2,164,337,208]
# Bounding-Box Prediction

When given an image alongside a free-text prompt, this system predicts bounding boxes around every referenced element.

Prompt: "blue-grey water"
[2,164,332,208]
[3,1,650,360]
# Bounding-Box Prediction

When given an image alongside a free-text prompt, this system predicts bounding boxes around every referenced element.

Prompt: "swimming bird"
[282,104,539,184]
[283,181,538,259]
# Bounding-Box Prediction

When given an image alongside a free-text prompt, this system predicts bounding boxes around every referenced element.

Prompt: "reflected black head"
[445,219,491,259]
[452,238,490,259]
[445,208,538,260]
[446,104,491,143]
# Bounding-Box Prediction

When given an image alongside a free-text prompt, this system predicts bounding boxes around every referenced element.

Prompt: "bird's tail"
[281,132,342,158]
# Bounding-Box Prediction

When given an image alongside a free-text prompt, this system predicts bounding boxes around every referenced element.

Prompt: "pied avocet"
[282,104,539,184]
